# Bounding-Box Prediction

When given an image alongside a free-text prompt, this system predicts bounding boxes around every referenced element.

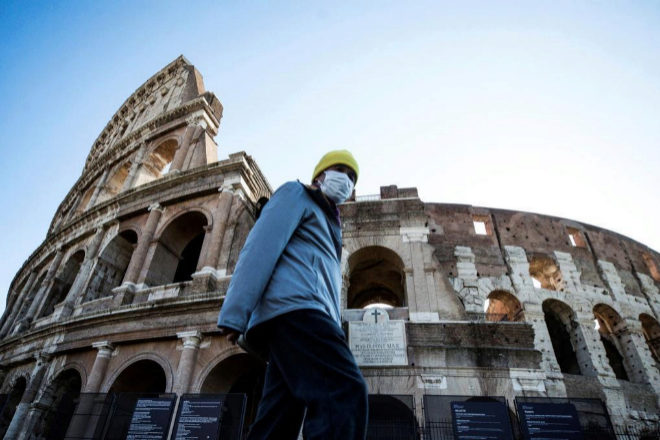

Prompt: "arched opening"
[201,353,266,439]
[133,139,178,187]
[110,359,167,393]
[96,162,131,204]
[34,369,82,439]
[367,395,418,440]
[485,290,524,322]
[0,377,27,437]
[529,254,564,291]
[640,313,660,364]
[542,300,581,375]
[594,304,631,381]
[85,230,138,302]
[347,246,406,309]
[74,185,95,215]
[40,250,85,318]
[144,212,208,286]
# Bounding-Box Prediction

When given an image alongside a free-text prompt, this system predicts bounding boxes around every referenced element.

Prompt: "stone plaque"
[349,308,408,366]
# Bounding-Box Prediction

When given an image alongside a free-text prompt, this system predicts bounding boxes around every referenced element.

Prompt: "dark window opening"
[600,336,629,381]
[544,306,581,375]
[173,232,205,283]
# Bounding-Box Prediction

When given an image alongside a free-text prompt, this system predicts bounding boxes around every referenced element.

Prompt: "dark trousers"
[246,309,368,440]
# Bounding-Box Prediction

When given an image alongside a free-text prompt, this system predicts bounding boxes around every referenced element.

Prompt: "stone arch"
[133,138,179,187]
[85,229,138,302]
[367,395,418,440]
[104,354,173,393]
[485,290,524,322]
[199,352,266,438]
[593,304,633,381]
[33,368,83,439]
[144,211,209,286]
[347,246,407,309]
[39,249,85,318]
[50,362,88,391]
[529,253,564,291]
[96,161,131,204]
[542,299,582,375]
[0,375,27,437]
[640,313,660,364]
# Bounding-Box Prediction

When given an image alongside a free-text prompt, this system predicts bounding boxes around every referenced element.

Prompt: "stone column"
[198,191,234,272]
[0,271,37,337]
[216,198,245,276]
[14,249,65,333]
[575,316,627,422]
[121,203,163,286]
[4,354,50,440]
[87,169,111,208]
[59,227,107,318]
[121,143,148,191]
[173,331,202,395]
[86,341,115,393]
[619,319,660,393]
[65,342,115,439]
[170,123,201,172]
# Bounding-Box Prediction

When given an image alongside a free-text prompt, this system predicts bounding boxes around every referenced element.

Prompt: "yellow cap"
[312,150,359,183]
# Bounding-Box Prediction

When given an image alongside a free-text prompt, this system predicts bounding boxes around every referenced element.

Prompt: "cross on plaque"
[370,309,382,323]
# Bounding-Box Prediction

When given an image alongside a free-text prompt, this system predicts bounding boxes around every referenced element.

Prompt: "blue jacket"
[217,181,343,334]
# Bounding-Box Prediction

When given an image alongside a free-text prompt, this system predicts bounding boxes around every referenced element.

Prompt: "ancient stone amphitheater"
[1,56,659,439]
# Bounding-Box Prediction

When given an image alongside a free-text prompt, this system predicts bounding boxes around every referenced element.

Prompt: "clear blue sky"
[1,1,659,315]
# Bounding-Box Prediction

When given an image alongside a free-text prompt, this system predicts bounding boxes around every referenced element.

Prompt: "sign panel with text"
[125,397,175,440]
[516,402,583,440]
[451,401,514,440]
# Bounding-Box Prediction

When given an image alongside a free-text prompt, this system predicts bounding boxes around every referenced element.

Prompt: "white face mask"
[319,170,354,204]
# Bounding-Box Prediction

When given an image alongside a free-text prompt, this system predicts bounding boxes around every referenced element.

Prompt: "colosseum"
[0,56,659,440]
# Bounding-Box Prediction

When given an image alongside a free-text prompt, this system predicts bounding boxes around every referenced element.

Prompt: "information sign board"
[516,402,584,440]
[173,396,226,440]
[125,397,175,440]
[450,401,514,440]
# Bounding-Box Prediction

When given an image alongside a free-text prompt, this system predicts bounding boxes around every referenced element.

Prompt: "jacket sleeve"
[217,182,307,333]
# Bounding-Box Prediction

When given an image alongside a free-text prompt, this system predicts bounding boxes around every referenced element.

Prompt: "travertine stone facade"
[0,57,659,438]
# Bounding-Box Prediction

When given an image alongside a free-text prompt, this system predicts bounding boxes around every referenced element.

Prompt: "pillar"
[4,354,50,440]
[65,342,115,439]
[87,168,111,208]
[619,319,660,394]
[0,271,37,337]
[121,203,163,286]
[575,315,627,422]
[14,249,65,333]
[85,341,115,393]
[169,123,201,172]
[121,143,148,191]
[216,198,245,276]
[198,191,234,272]
[59,227,107,318]
[173,331,202,395]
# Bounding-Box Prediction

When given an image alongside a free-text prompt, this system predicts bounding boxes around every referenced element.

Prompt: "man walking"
[217,150,368,440]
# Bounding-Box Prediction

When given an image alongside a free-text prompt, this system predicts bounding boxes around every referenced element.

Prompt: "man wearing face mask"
[217,150,368,440]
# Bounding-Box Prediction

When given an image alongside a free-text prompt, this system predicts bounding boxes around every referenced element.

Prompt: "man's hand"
[219,327,241,345]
